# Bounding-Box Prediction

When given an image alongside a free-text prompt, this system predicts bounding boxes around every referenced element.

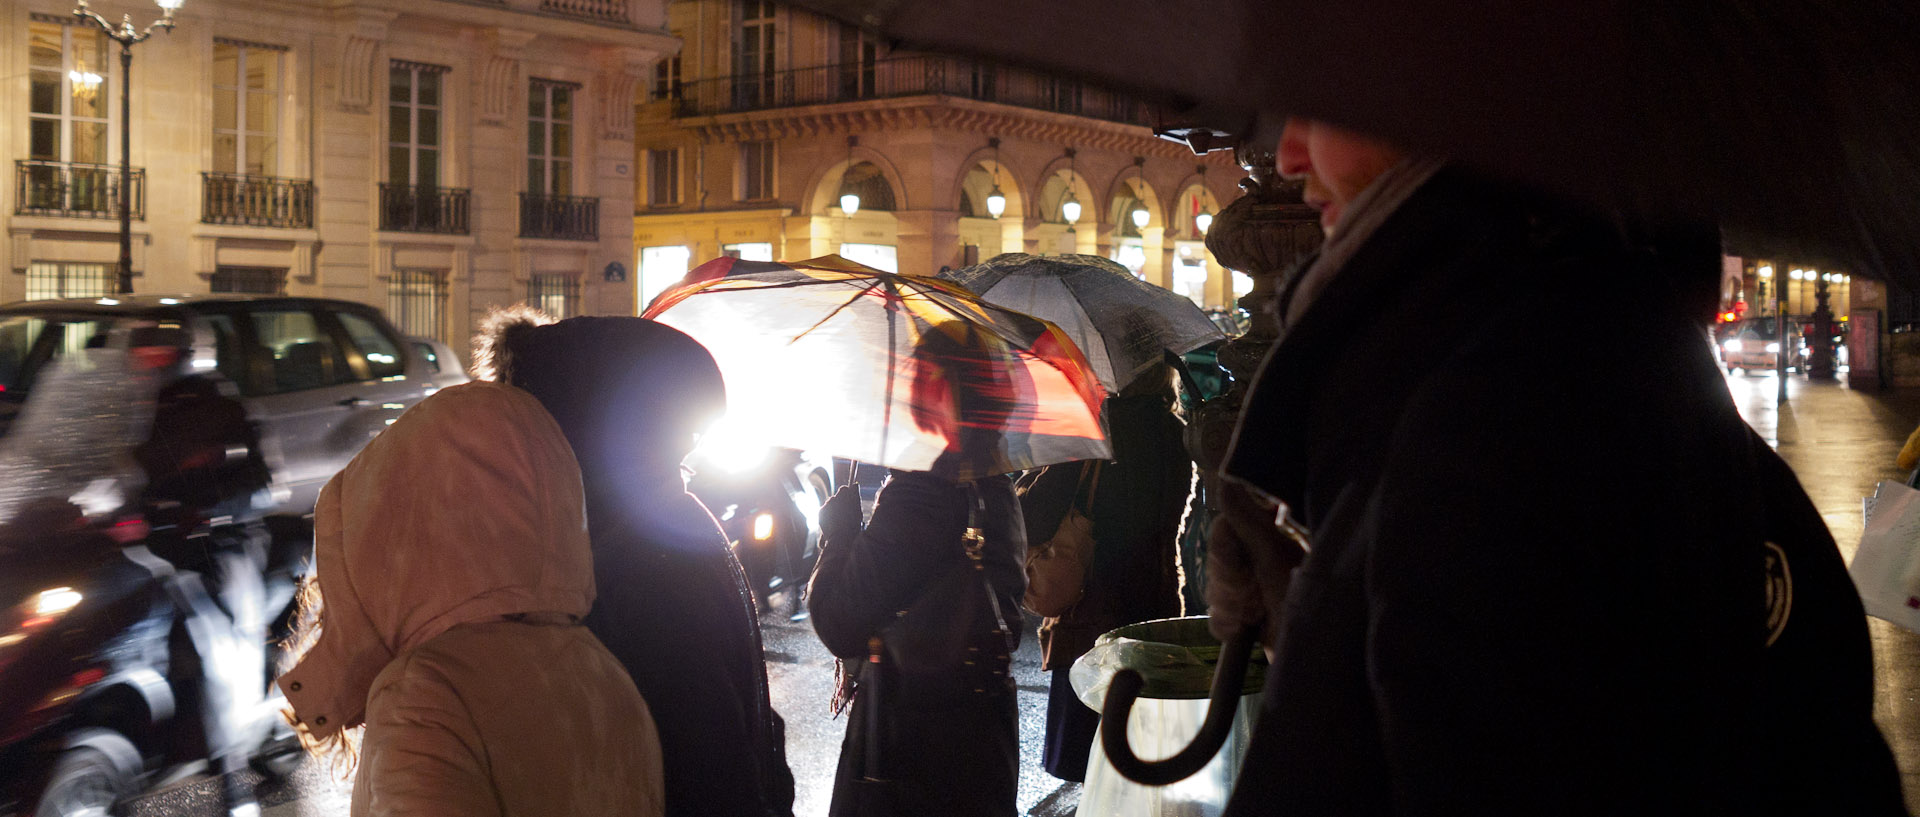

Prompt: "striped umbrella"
[644,255,1111,480]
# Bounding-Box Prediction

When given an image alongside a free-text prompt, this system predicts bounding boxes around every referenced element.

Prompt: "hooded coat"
[1217,166,1903,816]
[482,314,796,817]
[277,381,663,817]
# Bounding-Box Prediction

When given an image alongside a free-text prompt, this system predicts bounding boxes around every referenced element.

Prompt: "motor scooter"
[0,505,304,817]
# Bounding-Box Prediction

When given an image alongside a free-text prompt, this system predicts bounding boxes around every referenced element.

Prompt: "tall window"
[388,62,446,189]
[28,20,109,168]
[25,262,112,300]
[648,149,680,206]
[212,41,284,176]
[386,269,448,342]
[26,19,109,211]
[739,141,774,200]
[836,23,878,98]
[528,274,579,319]
[652,37,682,102]
[734,1,776,106]
[527,79,576,196]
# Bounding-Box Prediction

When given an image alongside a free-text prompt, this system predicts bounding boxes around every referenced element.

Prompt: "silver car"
[0,295,464,518]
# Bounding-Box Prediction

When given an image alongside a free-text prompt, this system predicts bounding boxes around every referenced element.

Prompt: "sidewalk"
[1724,372,1920,811]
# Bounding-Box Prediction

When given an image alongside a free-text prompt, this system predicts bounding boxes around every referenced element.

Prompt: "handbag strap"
[1071,460,1105,515]
[965,483,1020,667]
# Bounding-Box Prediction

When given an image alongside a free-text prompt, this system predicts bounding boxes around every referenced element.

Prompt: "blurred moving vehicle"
[1719,317,1805,374]
[0,296,463,815]
[0,296,460,518]
[684,429,834,618]
[0,511,300,817]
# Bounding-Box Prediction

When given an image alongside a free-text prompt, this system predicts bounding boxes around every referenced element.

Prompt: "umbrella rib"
[790,278,889,345]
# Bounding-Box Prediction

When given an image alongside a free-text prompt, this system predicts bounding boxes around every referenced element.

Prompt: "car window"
[414,341,443,374]
[335,311,407,380]
[0,315,120,402]
[252,309,350,394]
[200,313,247,388]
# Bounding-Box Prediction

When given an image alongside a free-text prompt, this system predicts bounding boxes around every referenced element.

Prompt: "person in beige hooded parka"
[277,380,664,817]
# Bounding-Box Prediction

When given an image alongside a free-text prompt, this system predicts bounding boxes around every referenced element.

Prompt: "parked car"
[1719,317,1804,374]
[408,335,470,394]
[0,295,461,517]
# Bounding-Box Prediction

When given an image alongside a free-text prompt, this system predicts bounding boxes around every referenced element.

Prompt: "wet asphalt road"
[127,370,1920,816]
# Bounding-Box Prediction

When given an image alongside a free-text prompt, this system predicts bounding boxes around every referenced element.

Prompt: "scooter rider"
[127,325,275,817]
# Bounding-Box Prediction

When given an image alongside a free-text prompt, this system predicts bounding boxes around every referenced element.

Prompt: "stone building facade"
[3,0,672,344]
[631,0,1245,311]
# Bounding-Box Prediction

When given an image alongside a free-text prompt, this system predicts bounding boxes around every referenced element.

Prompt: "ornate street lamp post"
[73,0,181,295]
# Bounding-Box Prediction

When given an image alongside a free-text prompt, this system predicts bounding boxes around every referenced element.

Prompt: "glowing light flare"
[1195,211,1214,235]
[986,187,1007,219]
[1758,265,1774,278]
[68,70,102,89]
[1060,195,1082,224]
[840,192,861,216]
[1131,205,1150,230]
[752,512,775,541]
[35,586,82,618]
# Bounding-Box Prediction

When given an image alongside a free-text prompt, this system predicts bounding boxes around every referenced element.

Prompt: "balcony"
[15,160,143,220]
[379,183,471,235]
[674,55,1151,127]
[202,172,314,229]
[519,192,599,241]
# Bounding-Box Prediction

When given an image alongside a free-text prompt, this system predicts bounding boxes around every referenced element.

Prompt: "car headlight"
[1765,342,1781,353]
[1721,338,1742,352]
[691,414,772,474]
[752,512,775,542]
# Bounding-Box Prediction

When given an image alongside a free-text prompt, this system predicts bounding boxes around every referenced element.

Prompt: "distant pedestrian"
[1019,361,1189,782]
[477,310,797,817]
[278,381,663,816]
[1898,420,1920,486]
[1206,118,1904,815]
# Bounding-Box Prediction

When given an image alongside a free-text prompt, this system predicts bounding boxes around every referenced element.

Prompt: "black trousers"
[1043,668,1100,782]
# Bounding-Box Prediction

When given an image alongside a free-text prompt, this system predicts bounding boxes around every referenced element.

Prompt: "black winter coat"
[582,487,796,817]
[810,471,1026,817]
[1220,167,1905,816]
[1020,391,1188,669]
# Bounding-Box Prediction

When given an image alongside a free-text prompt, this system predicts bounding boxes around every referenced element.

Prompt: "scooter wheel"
[250,733,304,780]
[34,744,131,817]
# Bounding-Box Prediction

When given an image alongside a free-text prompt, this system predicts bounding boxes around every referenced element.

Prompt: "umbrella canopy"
[644,255,1111,480]
[938,253,1224,393]
[794,0,1920,282]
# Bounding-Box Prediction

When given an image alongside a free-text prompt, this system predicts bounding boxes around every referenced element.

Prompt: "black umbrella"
[798,0,1920,282]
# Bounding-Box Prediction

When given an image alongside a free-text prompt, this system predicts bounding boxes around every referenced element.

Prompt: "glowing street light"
[74,0,181,295]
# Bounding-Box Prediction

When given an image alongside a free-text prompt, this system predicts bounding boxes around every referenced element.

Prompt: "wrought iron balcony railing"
[15,160,144,220]
[519,192,599,241]
[202,172,314,229]
[379,182,471,235]
[674,55,1151,126]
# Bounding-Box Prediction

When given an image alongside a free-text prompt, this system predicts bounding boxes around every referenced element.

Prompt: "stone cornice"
[676,97,1237,163]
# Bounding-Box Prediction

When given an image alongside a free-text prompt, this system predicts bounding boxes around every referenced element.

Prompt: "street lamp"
[74,0,180,295]
[1128,157,1149,230]
[838,135,861,216]
[1195,209,1214,236]
[984,137,1007,219]
[1059,148,1081,228]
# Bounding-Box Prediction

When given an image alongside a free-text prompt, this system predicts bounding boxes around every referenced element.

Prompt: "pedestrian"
[1897,420,1920,487]
[1019,361,1189,782]
[1205,118,1906,815]
[277,381,664,816]
[475,310,797,817]
[807,469,1025,817]
[807,331,1028,817]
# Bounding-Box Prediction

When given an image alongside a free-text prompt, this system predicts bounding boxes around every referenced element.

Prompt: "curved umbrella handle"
[1098,629,1258,786]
